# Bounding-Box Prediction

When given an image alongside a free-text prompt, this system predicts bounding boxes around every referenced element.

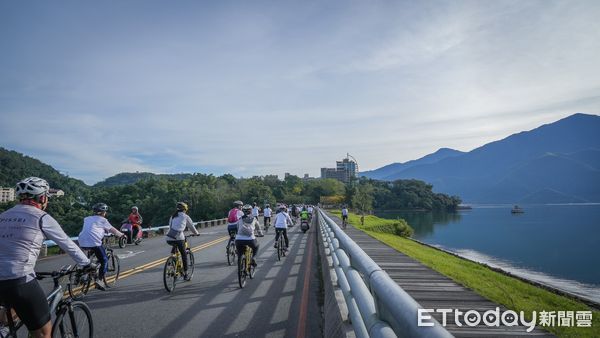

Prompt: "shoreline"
[408,237,600,310]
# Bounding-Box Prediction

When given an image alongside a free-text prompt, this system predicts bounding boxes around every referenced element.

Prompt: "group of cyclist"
[0,175,320,337]
[226,201,316,268]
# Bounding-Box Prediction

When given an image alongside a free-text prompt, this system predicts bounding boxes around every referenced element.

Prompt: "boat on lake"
[511,205,524,213]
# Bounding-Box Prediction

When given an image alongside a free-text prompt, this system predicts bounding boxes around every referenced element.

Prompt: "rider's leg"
[283,229,289,248]
[1,279,51,338]
[176,241,188,272]
[274,229,281,247]
[92,246,108,280]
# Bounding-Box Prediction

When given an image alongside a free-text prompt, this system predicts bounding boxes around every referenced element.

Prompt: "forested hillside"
[0,149,461,236]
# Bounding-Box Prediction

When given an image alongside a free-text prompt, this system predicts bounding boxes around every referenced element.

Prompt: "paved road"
[33,218,323,338]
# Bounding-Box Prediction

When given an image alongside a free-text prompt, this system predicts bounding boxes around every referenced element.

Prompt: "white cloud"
[1,1,599,183]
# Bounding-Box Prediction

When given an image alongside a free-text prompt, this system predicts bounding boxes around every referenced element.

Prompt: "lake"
[376,204,600,303]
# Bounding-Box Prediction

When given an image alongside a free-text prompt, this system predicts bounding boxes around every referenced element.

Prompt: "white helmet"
[15,177,50,198]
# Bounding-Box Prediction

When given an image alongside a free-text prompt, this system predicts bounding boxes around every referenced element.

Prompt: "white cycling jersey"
[263,207,272,217]
[0,204,90,281]
[78,215,121,247]
[252,206,260,217]
[167,211,199,241]
[274,212,292,229]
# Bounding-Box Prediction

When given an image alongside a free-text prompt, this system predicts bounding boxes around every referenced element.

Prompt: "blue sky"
[1,1,599,184]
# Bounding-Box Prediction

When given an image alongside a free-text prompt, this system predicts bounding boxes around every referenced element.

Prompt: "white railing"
[318,209,453,338]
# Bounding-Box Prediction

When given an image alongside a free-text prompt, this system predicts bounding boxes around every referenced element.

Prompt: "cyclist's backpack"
[238,216,254,237]
[228,208,240,223]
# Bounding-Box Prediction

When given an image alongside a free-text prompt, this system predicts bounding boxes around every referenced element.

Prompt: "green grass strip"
[329,211,599,337]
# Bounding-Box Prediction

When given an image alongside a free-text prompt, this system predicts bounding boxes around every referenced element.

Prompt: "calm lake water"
[376,204,600,303]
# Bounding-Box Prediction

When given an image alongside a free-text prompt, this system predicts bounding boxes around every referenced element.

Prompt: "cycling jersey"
[78,215,120,248]
[0,204,90,281]
[274,212,292,229]
[235,215,258,241]
[252,206,260,218]
[263,207,272,217]
[167,211,199,241]
[342,208,348,216]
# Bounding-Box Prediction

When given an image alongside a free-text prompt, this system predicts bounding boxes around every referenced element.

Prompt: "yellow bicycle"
[237,244,256,288]
[163,235,196,292]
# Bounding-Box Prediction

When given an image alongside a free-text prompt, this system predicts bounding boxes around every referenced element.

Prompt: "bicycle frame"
[2,267,76,337]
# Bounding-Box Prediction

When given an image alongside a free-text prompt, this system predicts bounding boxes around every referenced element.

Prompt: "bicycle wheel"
[277,235,283,261]
[227,242,236,266]
[51,301,93,338]
[186,250,195,279]
[68,272,91,300]
[238,254,247,288]
[163,256,177,292]
[105,251,120,287]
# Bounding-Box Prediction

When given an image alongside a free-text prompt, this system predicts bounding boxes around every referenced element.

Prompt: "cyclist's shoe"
[184,273,191,281]
[251,259,257,267]
[95,280,107,291]
[257,232,265,237]
[82,262,98,273]
[274,243,278,248]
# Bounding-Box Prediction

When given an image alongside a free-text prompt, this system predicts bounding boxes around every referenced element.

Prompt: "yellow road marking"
[69,236,229,295]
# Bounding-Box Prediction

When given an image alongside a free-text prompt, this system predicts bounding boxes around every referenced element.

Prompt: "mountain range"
[360,113,600,203]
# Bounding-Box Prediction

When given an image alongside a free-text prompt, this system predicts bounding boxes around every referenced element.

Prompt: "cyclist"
[273,205,292,250]
[341,205,349,226]
[226,200,243,249]
[0,177,92,338]
[165,202,199,281]
[78,203,124,290]
[263,204,272,229]
[251,202,264,237]
[235,205,260,267]
[127,206,143,241]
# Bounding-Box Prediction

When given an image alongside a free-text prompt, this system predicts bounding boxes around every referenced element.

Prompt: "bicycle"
[237,244,255,288]
[226,234,237,266]
[342,216,347,229]
[275,228,287,261]
[0,265,94,338]
[68,236,121,299]
[163,235,196,292]
[263,217,271,233]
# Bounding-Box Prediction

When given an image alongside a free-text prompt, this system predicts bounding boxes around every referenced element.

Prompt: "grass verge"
[329,211,599,337]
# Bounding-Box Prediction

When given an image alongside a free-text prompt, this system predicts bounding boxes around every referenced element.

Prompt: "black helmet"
[93,203,109,213]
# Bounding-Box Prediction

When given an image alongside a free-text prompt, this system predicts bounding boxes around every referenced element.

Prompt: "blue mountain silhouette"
[361,113,600,203]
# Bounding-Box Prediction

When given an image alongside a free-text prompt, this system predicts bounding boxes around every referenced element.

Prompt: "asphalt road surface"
[31,217,323,338]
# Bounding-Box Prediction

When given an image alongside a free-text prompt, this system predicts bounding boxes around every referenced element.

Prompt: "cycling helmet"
[92,203,109,213]
[242,204,253,214]
[15,177,50,198]
[177,202,189,212]
[131,206,138,211]
[233,200,243,207]
[265,204,270,208]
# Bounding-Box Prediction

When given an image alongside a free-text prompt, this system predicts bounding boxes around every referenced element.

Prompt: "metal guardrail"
[318,208,453,338]
[43,218,228,248]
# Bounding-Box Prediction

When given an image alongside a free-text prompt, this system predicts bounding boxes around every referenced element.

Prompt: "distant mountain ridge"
[360,148,464,180]
[93,172,193,187]
[361,113,600,203]
[0,147,87,194]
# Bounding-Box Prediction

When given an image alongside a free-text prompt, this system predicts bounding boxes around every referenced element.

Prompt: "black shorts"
[0,277,50,331]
